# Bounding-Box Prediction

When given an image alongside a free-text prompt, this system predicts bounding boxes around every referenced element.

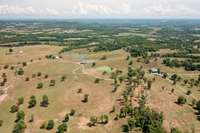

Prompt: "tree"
[40,95,49,107]
[16,111,25,122]
[186,90,191,95]
[82,94,89,103]
[57,122,67,133]
[94,78,100,84]
[147,80,152,89]
[29,114,34,123]
[25,77,29,82]
[17,68,24,75]
[128,60,133,65]
[196,100,200,113]
[92,62,96,67]
[88,116,97,127]
[122,124,129,133]
[9,48,13,53]
[49,80,56,86]
[61,76,66,82]
[63,114,69,123]
[28,95,37,108]
[22,62,27,67]
[177,96,187,105]
[100,114,109,124]
[44,74,48,79]
[0,120,3,127]
[37,72,42,77]
[170,128,182,133]
[10,105,19,113]
[69,109,75,116]
[46,120,54,130]
[37,82,43,89]
[12,120,26,133]
[17,97,24,105]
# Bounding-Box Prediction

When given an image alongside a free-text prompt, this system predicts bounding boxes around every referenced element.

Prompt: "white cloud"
[0,0,200,18]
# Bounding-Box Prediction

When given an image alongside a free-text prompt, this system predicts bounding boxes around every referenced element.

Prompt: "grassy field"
[0,45,199,133]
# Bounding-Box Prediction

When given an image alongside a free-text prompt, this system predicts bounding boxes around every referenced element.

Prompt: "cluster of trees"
[88,114,109,127]
[12,110,26,133]
[163,58,200,71]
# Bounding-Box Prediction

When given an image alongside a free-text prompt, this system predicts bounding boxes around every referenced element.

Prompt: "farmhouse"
[149,68,159,74]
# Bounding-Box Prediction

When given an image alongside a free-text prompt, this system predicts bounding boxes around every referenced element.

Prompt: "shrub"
[46,120,54,130]
[16,110,25,122]
[0,120,3,127]
[25,77,29,82]
[69,109,75,116]
[82,94,88,103]
[12,120,26,133]
[57,122,67,133]
[61,76,66,82]
[177,96,187,105]
[37,82,43,89]
[100,55,107,60]
[17,97,24,105]
[44,74,48,79]
[170,128,182,133]
[22,62,27,67]
[40,95,49,107]
[28,95,37,108]
[17,68,24,75]
[37,72,42,77]
[10,105,19,113]
[49,80,56,86]
[100,114,109,124]
[196,100,200,113]
[88,116,97,127]
[94,78,100,84]
[63,114,69,123]
[186,90,191,95]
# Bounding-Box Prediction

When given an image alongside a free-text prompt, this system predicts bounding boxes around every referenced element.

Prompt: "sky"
[0,0,200,19]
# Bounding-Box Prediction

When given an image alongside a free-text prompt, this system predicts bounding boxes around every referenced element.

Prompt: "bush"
[22,62,27,67]
[63,114,69,123]
[44,74,48,79]
[196,100,200,113]
[10,105,19,113]
[82,94,88,103]
[17,68,24,75]
[16,110,25,122]
[28,95,37,108]
[170,128,182,133]
[186,90,191,95]
[49,80,56,86]
[100,114,109,124]
[57,122,67,133]
[12,120,26,133]
[40,95,49,107]
[37,72,42,77]
[46,120,54,130]
[61,76,66,82]
[88,116,97,127]
[0,120,3,127]
[94,78,100,84]
[177,96,187,105]
[37,82,43,89]
[69,109,75,116]
[17,97,24,105]
[25,77,29,82]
